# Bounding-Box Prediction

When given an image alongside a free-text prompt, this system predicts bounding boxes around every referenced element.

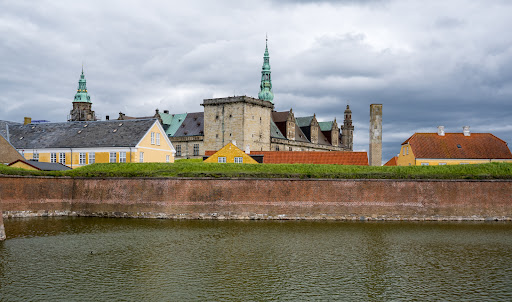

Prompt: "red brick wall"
[1,176,511,220]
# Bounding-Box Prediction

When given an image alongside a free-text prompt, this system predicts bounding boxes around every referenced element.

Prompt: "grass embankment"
[1,159,512,179]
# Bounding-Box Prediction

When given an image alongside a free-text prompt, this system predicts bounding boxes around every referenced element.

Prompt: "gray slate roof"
[173,112,204,137]
[0,120,21,141]
[8,119,157,149]
[11,160,72,171]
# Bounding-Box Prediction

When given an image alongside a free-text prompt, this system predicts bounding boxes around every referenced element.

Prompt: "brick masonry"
[0,176,511,221]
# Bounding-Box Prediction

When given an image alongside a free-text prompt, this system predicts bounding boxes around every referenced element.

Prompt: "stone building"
[68,67,96,122]
[119,39,354,158]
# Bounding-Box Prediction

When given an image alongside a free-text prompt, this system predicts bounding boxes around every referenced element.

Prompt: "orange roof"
[402,133,512,159]
[205,150,368,165]
[384,156,398,166]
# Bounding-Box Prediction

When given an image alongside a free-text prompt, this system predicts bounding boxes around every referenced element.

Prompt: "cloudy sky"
[1,0,512,163]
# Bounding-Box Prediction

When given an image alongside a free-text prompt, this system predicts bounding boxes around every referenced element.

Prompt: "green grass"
[1,160,512,179]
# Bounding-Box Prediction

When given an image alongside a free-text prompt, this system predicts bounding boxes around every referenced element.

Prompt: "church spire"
[258,36,274,103]
[74,66,91,103]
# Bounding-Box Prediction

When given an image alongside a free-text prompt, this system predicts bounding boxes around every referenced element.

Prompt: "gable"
[204,142,258,164]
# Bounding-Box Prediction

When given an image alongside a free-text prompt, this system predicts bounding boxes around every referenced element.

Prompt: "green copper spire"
[73,67,91,103]
[258,36,274,103]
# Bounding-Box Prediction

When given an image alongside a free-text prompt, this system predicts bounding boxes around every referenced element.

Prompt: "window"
[403,147,405,156]
[276,146,280,151]
[218,157,226,163]
[151,132,155,144]
[59,153,66,165]
[439,163,447,165]
[289,147,292,151]
[89,152,95,164]
[139,152,144,163]
[234,157,243,163]
[33,152,39,161]
[79,153,86,165]
[156,133,160,145]
[51,153,56,163]
[176,145,181,156]
[421,163,429,166]
[119,151,126,163]
[166,155,170,163]
[460,163,469,165]
[109,152,116,163]
[406,146,409,155]
[193,144,199,156]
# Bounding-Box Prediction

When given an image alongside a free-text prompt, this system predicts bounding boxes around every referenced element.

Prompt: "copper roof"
[403,133,512,159]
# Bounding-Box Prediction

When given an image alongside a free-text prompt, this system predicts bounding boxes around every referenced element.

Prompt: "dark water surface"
[1,218,511,301]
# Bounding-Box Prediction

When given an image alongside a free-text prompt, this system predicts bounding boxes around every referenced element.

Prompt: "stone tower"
[202,96,273,152]
[341,105,354,151]
[258,37,274,103]
[203,39,275,152]
[69,67,96,121]
[369,104,382,166]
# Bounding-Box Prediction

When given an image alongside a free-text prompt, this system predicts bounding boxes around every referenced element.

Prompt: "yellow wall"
[396,144,416,166]
[136,123,175,163]
[17,122,175,167]
[396,143,512,166]
[10,161,39,170]
[21,151,137,168]
[204,143,258,164]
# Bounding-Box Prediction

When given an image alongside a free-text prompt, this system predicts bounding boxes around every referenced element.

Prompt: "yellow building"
[6,119,175,168]
[204,142,258,164]
[396,127,512,166]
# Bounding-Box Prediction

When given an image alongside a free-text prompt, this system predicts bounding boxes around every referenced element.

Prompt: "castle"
[118,39,355,158]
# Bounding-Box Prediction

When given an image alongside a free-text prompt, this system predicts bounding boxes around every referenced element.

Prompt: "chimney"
[155,109,159,114]
[106,115,110,120]
[463,126,470,136]
[164,110,169,114]
[369,104,383,166]
[24,117,32,125]
[437,126,445,136]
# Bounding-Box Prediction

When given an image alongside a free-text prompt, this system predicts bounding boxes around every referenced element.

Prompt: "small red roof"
[402,133,512,159]
[384,156,398,166]
[205,150,368,165]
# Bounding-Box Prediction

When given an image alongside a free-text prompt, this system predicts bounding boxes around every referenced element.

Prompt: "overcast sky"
[1,0,512,163]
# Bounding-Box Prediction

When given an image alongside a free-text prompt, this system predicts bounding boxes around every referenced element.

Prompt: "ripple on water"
[1,218,512,301]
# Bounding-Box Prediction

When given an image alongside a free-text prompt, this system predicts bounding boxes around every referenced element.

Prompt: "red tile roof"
[403,133,512,159]
[205,150,368,165]
[384,156,398,166]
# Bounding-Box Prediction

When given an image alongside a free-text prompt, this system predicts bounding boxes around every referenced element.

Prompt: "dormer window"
[457,144,462,148]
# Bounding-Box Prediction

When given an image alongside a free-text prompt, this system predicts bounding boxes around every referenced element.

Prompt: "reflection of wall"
[0,205,5,240]
[1,177,511,220]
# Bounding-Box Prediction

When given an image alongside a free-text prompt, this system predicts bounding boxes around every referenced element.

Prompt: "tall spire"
[258,36,274,103]
[74,66,91,103]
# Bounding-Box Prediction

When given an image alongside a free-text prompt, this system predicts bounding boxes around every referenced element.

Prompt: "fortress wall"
[0,176,511,220]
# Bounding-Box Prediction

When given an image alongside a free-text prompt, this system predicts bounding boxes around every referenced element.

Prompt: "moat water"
[1,218,511,301]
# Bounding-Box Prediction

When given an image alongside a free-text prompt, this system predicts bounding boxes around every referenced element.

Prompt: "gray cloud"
[1,0,511,163]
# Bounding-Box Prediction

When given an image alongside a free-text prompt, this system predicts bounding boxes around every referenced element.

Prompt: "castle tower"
[258,37,274,103]
[369,104,382,166]
[69,67,96,121]
[341,105,354,150]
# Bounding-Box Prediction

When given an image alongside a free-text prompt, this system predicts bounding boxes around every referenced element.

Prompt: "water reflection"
[1,218,511,301]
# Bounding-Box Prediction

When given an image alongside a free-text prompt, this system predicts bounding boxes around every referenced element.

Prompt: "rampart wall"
[1,176,511,221]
